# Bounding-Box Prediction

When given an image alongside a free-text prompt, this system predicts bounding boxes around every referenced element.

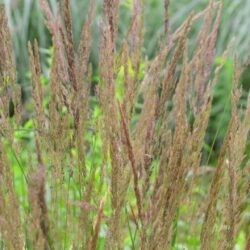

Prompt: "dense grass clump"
[0,0,249,249]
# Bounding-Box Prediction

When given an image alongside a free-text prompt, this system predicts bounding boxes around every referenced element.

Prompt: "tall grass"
[5,0,250,83]
[0,0,249,249]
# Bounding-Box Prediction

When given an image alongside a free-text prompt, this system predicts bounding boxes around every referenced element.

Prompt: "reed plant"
[0,0,249,249]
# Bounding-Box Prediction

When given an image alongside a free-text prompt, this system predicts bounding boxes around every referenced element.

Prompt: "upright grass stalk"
[0,1,249,249]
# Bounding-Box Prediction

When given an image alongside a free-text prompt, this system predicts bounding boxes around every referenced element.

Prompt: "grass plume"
[0,1,249,249]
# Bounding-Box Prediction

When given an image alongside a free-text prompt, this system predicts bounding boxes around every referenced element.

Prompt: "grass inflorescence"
[0,0,249,249]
